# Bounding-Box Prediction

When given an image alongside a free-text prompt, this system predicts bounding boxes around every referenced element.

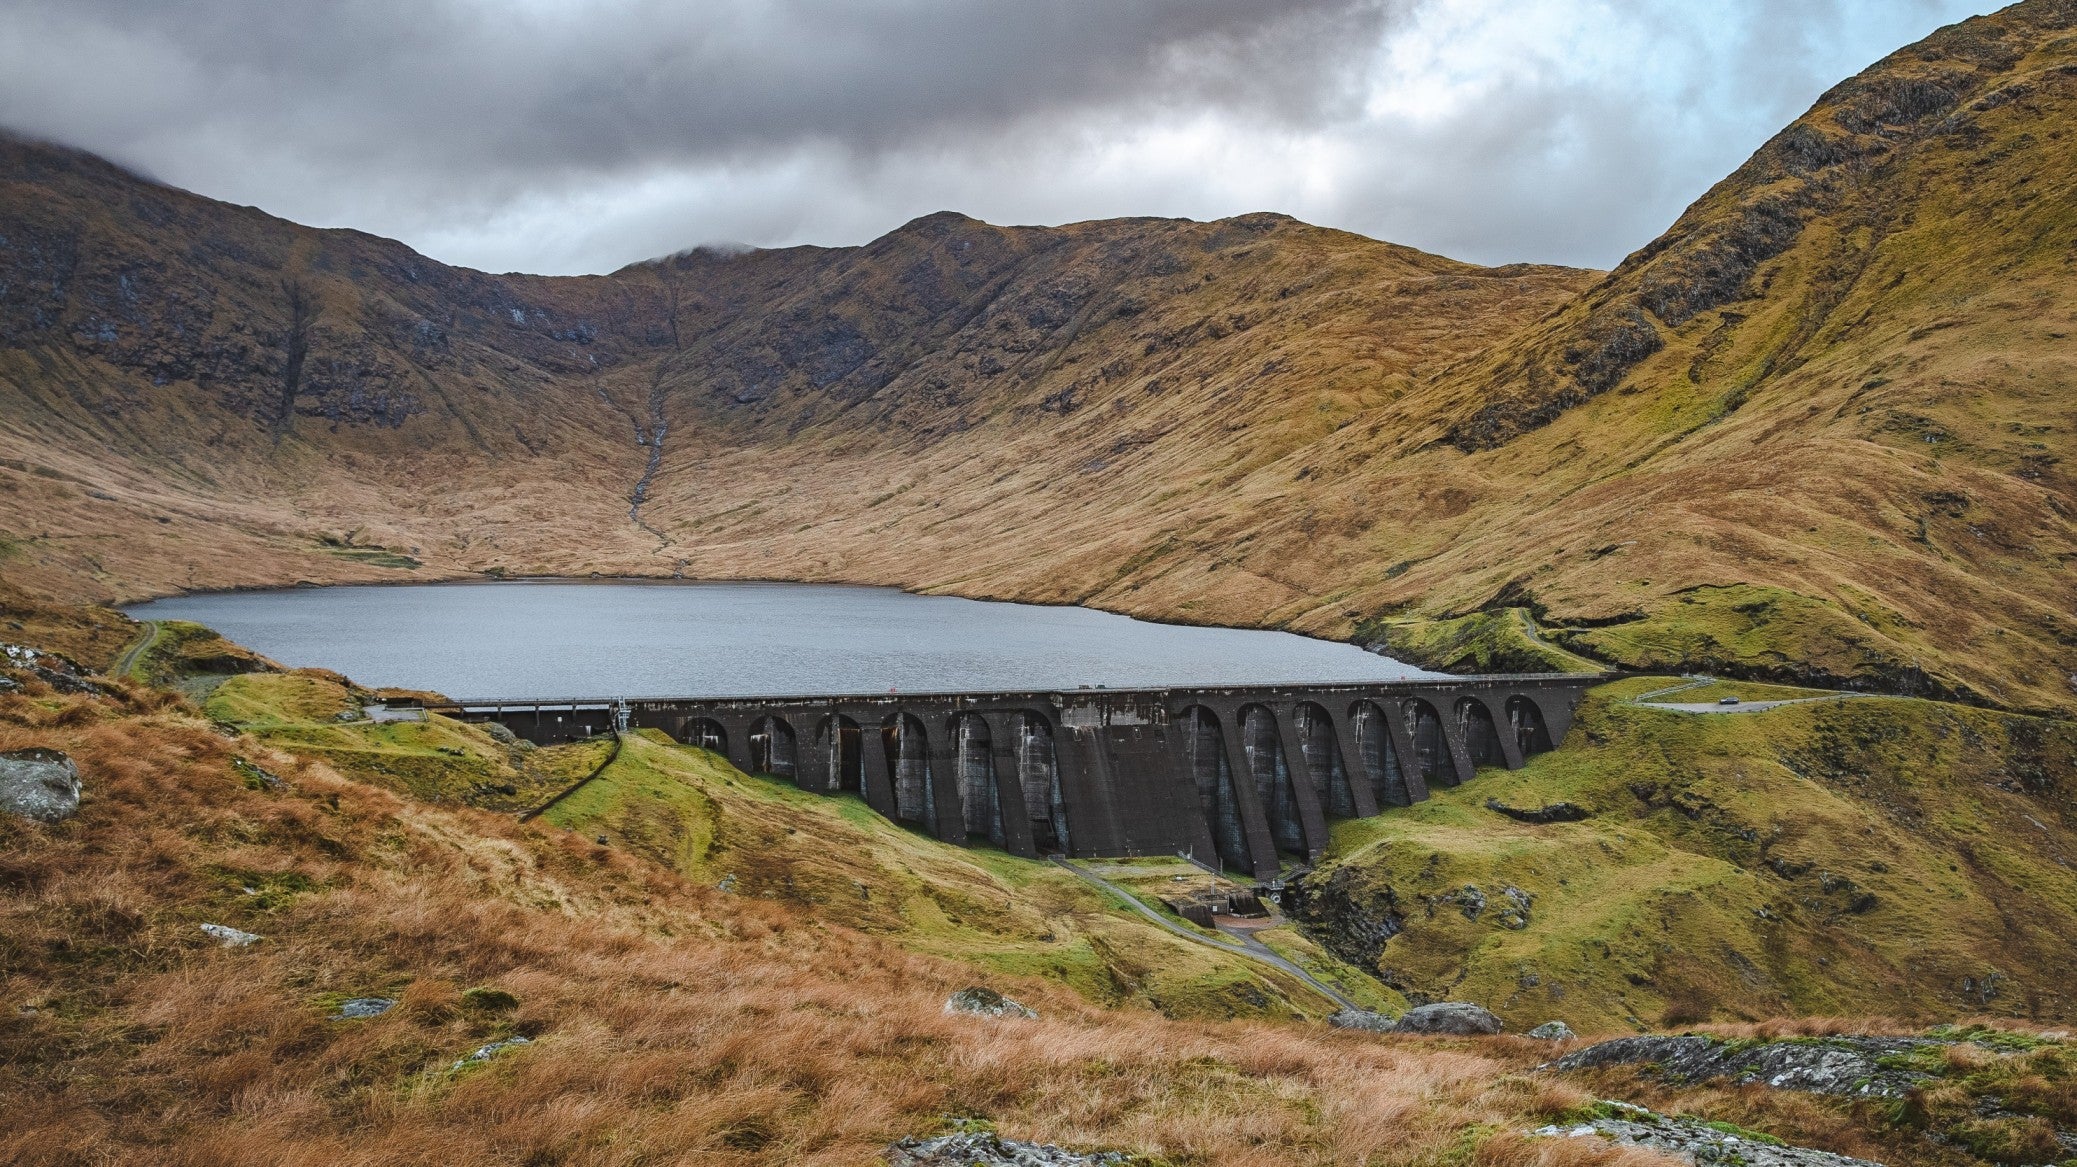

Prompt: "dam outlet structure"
[434,675,1599,880]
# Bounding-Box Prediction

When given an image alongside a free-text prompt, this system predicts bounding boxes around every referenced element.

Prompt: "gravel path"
[1050,858,1362,1012]
[113,620,161,679]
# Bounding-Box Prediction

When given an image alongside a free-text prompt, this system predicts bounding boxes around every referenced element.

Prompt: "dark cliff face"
[0,131,680,438]
[0,133,1569,456]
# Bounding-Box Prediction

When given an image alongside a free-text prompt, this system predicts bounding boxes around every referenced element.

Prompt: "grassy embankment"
[208,672,1373,1020]
[1301,678,2077,1034]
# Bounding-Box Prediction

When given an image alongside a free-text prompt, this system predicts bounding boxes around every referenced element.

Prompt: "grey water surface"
[125,580,1439,700]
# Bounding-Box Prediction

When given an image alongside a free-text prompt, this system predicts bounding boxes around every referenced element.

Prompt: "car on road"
[1718,695,1741,705]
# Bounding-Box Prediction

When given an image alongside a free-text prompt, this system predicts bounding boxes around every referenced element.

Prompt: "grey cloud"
[5,0,1390,180]
[0,0,2002,274]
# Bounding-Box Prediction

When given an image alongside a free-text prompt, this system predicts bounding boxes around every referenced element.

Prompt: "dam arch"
[683,717,728,754]
[1351,700,1414,808]
[883,712,936,829]
[1007,710,1068,856]
[1292,700,1356,819]
[748,715,797,778]
[1456,697,1504,771]
[815,714,864,793]
[1507,695,1554,757]
[1239,704,1306,856]
[952,712,998,842]
[1178,704,1251,874]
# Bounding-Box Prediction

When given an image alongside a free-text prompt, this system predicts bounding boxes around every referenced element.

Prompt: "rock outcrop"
[1534,1100,1880,1167]
[945,988,1038,1020]
[199,923,261,947]
[1485,799,1591,824]
[1550,1034,1942,1098]
[0,748,81,822]
[1390,1002,1504,1036]
[1328,1009,1396,1032]
[0,645,108,696]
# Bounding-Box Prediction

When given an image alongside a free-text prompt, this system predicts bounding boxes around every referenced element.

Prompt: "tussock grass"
[1,680,1666,1167]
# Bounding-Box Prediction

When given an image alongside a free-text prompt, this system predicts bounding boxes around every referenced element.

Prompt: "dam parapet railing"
[424,673,1607,881]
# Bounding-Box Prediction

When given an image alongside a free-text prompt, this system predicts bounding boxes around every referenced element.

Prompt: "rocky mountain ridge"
[1,0,2072,712]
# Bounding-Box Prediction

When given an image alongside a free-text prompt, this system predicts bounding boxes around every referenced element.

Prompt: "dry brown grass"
[0,676,1678,1166]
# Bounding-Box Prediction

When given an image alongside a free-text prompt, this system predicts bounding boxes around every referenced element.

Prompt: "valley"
[1,0,2072,714]
[2,1,2075,1164]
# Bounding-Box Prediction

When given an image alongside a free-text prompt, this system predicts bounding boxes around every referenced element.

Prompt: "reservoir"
[125,580,1440,700]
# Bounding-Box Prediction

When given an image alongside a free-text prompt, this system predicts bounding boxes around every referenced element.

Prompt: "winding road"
[113,619,161,680]
[1625,676,1865,715]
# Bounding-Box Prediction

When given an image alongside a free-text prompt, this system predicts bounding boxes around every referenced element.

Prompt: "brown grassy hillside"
[0,2,2072,712]
[0,135,1584,606]
[0,588,1667,1167]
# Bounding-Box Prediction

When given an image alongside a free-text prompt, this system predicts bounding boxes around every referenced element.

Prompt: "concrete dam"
[436,674,1600,880]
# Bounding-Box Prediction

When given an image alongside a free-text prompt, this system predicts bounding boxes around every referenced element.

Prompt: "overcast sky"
[1,0,2004,275]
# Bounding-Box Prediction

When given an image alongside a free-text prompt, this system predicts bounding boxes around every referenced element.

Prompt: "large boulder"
[1392,1002,1504,1036]
[1328,1009,1396,1032]
[0,748,81,822]
[1528,1021,1577,1041]
[945,988,1037,1019]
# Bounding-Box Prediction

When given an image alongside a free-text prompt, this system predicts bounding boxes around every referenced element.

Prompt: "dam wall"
[434,675,1600,879]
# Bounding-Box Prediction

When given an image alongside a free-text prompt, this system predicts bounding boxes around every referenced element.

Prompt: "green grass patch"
[1297,681,2077,1033]
[210,671,599,810]
[540,733,1357,1020]
[1360,607,1600,674]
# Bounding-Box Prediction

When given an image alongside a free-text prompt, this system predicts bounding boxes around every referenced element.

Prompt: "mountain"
[0,134,1586,604]
[1,0,2073,713]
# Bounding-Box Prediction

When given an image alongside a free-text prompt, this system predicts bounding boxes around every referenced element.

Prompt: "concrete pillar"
[1331,707,1380,818]
[927,717,965,844]
[1378,700,1431,805]
[795,713,833,792]
[982,712,1039,859]
[1494,697,1527,771]
[852,712,899,821]
[715,714,756,775]
[1435,703,1476,787]
[1205,701,1281,881]
[1272,705,1332,861]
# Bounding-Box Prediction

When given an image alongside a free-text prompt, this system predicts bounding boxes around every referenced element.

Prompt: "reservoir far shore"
[124,579,1441,701]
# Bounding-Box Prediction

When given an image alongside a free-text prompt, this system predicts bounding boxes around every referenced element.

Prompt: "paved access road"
[1627,676,1864,716]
